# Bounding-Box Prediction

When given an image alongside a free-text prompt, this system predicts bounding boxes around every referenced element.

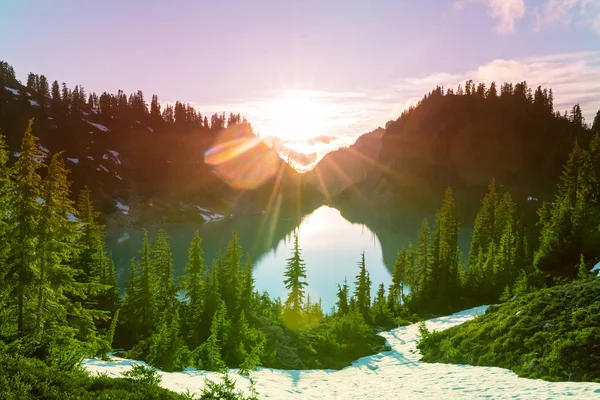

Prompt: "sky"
[1,0,600,171]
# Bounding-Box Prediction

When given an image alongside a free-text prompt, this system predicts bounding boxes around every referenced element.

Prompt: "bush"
[417,280,600,382]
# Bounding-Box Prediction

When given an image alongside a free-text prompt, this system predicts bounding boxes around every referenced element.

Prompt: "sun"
[263,90,331,142]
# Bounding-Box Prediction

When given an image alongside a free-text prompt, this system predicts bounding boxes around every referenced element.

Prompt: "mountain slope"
[0,62,321,224]
[304,127,385,198]
[336,83,593,215]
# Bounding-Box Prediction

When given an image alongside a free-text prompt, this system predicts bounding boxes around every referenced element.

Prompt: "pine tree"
[0,133,13,323]
[221,231,243,315]
[354,252,371,320]
[371,283,393,327]
[336,278,349,315]
[592,109,600,133]
[135,230,155,337]
[414,220,431,296]
[152,228,176,314]
[36,152,80,332]
[75,186,104,282]
[430,188,460,311]
[283,232,308,326]
[10,119,45,334]
[182,230,205,348]
[148,310,189,372]
[239,257,255,316]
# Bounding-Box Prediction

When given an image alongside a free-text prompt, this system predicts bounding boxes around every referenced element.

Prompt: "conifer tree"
[75,186,104,282]
[412,219,431,300]
[221,231,243,315]
[336,278,350,315]
[0,133,13,323]
[283,232,308,325]
[148,310,189,372]
[182,230,205,348]
[239,257,255,316]
[593,109,600,134]
[0,133,12,275]
[10,119,45,334]
[354,252,371,320]
[430,188,460,311]
[36,152,80,332]
[152,228,176,314]
[135,230,155,337]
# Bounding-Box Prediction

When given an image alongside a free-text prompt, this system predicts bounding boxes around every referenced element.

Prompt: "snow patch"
[592,262,600,276]
[115,174,122,180]
[195,206,225,223]
[67,213,78,222]
[527,196,538,201]
[148,127,154,133]
[38,145,49,154]
[115,201,129,215]
[67,158,79,164]
[87,156,94,161]
[28,99,39,106]
[4,86,19,95]
[83,305,600,399]
[98,164,109,173]
[102,150,122,165]
[84,120,109,132]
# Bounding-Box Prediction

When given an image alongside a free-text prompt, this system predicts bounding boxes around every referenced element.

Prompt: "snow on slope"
[84,120,109,132]
[4,86,19,95]
[83,306,600,399]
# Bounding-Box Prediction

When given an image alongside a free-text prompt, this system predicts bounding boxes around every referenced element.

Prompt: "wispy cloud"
[456,0,600,35]
[186,51,600,171]
[533,0,600,32]
[454,0,526,34]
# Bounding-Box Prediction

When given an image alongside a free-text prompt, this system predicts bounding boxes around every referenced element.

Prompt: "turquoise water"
[105,205,472,311]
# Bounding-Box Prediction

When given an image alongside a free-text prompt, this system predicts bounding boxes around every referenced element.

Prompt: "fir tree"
[354,252,371,320]
[10,119,45,334]
[336,278,350,315]
[283,232,308,326]
[182,230,205,348]
[135,230,155,337]
[36,152,80,332]
[148,310,189,372]
[152,228,176,314]
[592,109,600,134]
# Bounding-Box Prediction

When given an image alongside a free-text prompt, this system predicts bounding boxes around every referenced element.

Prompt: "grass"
[417,279,600,382]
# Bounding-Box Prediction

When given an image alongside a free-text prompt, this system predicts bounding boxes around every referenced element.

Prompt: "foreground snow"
[83,306,600,399]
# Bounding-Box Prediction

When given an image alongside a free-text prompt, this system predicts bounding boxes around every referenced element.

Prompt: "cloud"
[457,0,600,35]
[594,13,600,33]
[533,0,600,32]
[455,0,525,33]
[182,51,600,171]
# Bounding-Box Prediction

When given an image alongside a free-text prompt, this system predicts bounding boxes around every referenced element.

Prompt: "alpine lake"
[106,205,473,311]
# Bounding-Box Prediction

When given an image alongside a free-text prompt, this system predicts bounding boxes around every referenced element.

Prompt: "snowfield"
[82,306,600,399]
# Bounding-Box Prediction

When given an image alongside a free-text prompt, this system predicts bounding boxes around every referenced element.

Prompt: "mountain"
[304,127,385,198]
[0,61,321,224]
[336,82,594,216]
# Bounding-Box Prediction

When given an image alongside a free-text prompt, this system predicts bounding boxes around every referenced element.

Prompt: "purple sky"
[2,0,600,170]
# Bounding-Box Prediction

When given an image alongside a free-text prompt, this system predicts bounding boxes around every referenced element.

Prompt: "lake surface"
[106,205,472,311]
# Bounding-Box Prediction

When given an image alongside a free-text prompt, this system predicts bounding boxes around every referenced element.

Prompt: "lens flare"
[205,124,280,190]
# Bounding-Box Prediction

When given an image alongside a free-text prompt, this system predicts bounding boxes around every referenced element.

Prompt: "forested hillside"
[0,61,320,224]
[337,81,598,217]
